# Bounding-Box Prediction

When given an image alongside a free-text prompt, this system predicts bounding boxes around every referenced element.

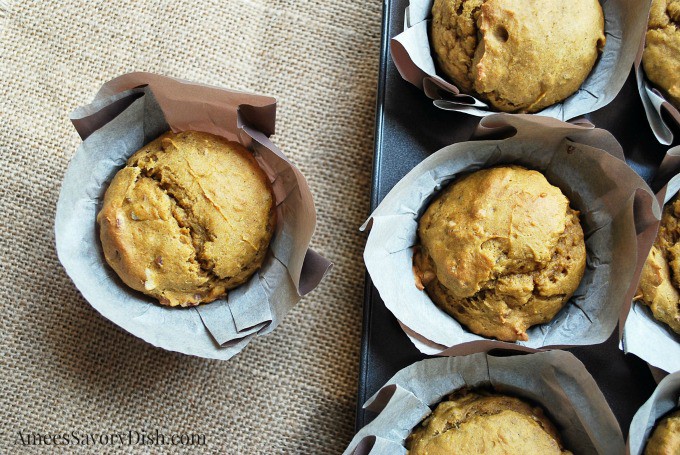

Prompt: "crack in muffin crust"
[138,168,225,284]
[97,131,276,307]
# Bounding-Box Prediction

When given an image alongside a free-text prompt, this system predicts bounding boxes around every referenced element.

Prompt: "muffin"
[642,0,680,110]
[406,389,572,454]
[644,409,680,455]
[97,130,276,307]
[413,166,586,342]
[636,194,680,335]
[430,0,606,113]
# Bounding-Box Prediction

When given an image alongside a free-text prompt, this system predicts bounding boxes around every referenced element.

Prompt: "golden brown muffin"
[645,409,680,455]
[413,166,586,341]
[643,0,680,109]
[636,194,680,334]
[97,131,276,307]
[430,0,606,113]
[406,389,572,454]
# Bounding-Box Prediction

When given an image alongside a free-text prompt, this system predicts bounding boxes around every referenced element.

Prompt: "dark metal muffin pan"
[356,0,679,437]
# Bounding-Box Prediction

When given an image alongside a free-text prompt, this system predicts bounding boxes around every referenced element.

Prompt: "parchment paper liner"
[391,0,651,120]
[635,13,680,145]
[344,351,624,455]
[628,371,680,454]
[55,72,332,360]
[362,114,659,355]
[622,146,680,373]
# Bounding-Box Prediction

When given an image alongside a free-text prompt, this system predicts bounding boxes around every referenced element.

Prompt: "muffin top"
[643,0,680,109]
[636,194,680,335]
[414,166,586,341]
[430,0,605,113]
[645,409,680,455]
[406,389,572,454]
[97,130,276,307]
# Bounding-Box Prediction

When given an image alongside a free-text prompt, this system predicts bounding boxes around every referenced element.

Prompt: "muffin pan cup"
[55,72,331,360]
[622,145,680,373]
[391,0,651,120]
[627,371,680,454]
[362,114,659,355]
[345,351,624,455]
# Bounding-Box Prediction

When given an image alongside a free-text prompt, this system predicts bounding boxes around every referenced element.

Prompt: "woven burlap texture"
[0,1,381,453]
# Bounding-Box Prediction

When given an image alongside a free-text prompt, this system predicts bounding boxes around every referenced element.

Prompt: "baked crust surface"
[643,0,680,109]
[431,0,605,113]
[406,389,572,454]
[414,166,586,341]
[644,409,680,455]
[636,195,680,334]
[97,131,275,307]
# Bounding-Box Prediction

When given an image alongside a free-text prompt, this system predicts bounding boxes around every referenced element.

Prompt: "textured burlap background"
[0,1,381,453]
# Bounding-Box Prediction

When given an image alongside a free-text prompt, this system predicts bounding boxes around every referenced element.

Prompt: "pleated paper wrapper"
[345,351,624,455]
[622,145,680,373]
[391,0,651,120]
[55,72,332,360]
[362,114,659,355]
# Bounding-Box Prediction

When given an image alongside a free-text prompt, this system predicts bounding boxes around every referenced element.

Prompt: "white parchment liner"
[628,371,680,454]
[362,114,659,355]
[635,14,680,145]
[391,0,651,120]
[622,145,680,373]
[55,72,332,360]
[344,351,624,455]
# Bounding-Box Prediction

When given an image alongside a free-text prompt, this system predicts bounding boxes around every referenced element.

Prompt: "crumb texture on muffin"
[643,0,680,109]
[644,409,680,455]
[636,195,680,334]
[97,131,276,307]
[414,166,586,341]
[430,0,605,113]
[406,389,572,454]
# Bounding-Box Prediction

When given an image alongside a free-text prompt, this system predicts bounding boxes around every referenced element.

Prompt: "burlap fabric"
[0,1,380,453]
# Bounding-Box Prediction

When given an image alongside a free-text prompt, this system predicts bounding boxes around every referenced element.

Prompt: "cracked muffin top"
[406,388,572,454]
[643,0,680,109]
[430,0,605,113]
[636,193,680,335]
[97,130,275,307]
[413,166,586,341]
